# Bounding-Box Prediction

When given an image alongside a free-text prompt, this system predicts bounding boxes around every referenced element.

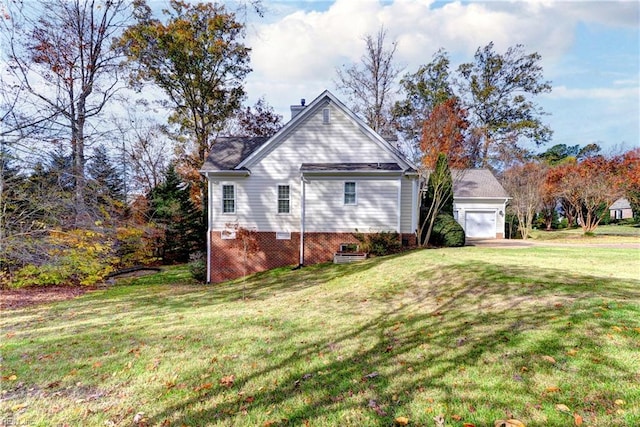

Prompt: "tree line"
[1,1,636,288]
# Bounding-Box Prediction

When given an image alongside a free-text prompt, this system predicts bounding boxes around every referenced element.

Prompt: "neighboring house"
[200,90,419,283]
[452,169,510,239]
[609,198,633,220]
[200,90,510,283]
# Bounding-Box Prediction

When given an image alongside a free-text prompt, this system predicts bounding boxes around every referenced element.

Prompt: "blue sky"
[240,0,639,155]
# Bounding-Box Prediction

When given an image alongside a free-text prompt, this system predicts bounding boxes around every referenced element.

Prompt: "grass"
[530,224,640,242]
[1,246,639,426]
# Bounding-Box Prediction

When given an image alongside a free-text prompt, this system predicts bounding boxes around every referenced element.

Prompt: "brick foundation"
[208,231,416,283]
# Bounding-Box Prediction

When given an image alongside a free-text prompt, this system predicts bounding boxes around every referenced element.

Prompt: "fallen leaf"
[452,414,462,421]
[611,326,622,332]
[220,375,235,388]
[556,404,571,413]
[6,332,16,338]
[463,424,476,427]
[434,415,445,427]
[394,416,409,425]
[93,361,103,368]
[573,413,583,426]
[495,420,526,427]
[545,386,561,393]
[566,349,578,356]
[193,383,212,392]
[614,399,625,406]
[7,374,17,381]
[542,355,556,364]
[11,403,28,411]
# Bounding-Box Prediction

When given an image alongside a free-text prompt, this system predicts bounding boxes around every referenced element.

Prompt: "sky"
[234,0,639,155]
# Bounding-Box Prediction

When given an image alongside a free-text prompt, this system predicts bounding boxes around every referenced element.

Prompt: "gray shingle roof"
[200,136,269,171]
[610,198,631,210]
[452,169,509,198]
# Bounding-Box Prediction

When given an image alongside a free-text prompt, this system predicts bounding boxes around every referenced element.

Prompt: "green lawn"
[2,246,639,426]
[530,224,640,242]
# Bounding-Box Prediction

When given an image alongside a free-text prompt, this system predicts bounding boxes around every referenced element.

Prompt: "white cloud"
[547,85,639,100]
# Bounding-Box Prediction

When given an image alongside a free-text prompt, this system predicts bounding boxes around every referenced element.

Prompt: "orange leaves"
[541,355,556,364]
[219,374,235,388]
[573,413,583,426]
[394,416,410,425]
[193,383,213,393]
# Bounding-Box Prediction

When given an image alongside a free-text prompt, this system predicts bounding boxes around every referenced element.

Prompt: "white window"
[344,182,357,205]
[278,185,290,214]
[222,184,235,214]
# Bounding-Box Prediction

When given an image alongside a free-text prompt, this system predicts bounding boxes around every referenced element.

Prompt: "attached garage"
[464,211,497,239]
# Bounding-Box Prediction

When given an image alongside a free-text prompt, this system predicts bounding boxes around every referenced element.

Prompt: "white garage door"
[465,211,496,238]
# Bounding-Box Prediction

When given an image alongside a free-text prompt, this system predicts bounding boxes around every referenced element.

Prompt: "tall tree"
[119,0,252,207]
[502,161,547,239]
[394,48,453,161]
[335,26,401,134]
[556,157,621,233]
[4,0,130,224]
[418,153,454,246]
[457,42,552,169]
[148,164,203,263]
[420,97,470,169]
[617,148,640,223]
[87,144,124,220]
[226,97,284,137]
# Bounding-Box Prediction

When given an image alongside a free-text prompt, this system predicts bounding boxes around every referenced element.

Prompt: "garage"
[464,211,496,239]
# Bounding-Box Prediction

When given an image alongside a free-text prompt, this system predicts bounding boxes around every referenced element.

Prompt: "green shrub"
[7,229,115,288]
[354,230,401,256]
[430,214,465,247]
[189,252,207,282]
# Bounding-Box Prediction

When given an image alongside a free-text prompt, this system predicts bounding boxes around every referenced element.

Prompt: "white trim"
[207,179,213,283]
[300,177,306,265]
[411,178,418,234]
[397,176,402,233]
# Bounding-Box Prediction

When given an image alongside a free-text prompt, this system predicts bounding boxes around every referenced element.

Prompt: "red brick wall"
[208,230,416,283]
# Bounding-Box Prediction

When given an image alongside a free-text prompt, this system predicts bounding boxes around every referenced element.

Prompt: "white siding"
[305,178,399,232]
[210,101,417,233]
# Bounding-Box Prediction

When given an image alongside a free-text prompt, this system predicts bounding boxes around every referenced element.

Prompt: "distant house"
[200,90,509,283]
[453,170,510,239]
[609,198,633,220]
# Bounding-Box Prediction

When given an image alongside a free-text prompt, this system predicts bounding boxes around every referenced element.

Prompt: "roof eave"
[200,169,251,178]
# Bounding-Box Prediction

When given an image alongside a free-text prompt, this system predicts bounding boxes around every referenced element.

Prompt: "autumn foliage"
[420,98,470,169]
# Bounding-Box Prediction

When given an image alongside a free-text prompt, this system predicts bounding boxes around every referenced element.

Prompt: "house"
[609,198,633,220]
[452,169,509,239]
[200,90,509,283]
[200,90,419,283]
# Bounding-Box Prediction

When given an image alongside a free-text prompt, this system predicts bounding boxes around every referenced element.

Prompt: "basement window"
[276,231,291,240]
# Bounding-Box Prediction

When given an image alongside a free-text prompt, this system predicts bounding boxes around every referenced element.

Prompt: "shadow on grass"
[4,250,639,426]
[134,258,640,426]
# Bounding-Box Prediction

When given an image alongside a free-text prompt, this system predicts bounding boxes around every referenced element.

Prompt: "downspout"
[299,175,306,266]
[396,176,402,233]
[411,177,418,235]
[206,174,213,283]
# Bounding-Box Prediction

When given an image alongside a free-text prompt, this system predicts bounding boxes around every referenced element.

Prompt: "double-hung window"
[344,182,357,205]
[278,185,290,214]
[222,184,235,214]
